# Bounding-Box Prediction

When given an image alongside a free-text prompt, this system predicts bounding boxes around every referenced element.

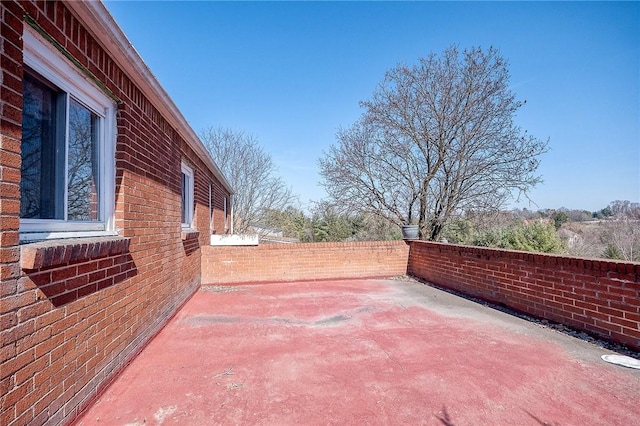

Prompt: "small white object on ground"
[601,354,640,369]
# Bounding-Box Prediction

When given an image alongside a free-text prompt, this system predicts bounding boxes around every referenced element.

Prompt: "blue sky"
[104,1,639,213]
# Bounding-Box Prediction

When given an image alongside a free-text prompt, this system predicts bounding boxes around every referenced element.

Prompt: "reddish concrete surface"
[75,279,640,426]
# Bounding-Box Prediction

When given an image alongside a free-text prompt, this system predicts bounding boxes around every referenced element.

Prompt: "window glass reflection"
[20,75,63,219]
[67,99,100,221]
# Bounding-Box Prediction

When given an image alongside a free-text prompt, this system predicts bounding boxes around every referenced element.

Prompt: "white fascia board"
[64,0,234,195]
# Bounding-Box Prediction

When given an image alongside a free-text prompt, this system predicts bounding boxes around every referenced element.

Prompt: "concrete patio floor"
[75,278,640,426]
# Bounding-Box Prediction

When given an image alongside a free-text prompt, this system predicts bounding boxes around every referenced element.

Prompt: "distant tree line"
[596,200,640,261]
[262,204,401,243]
[258,200,639,262]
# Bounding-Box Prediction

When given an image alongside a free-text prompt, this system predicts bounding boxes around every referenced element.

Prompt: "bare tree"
[608,200,640,220]
[601,214,640,262]
[319,46,548,240]
[200,127,296,235]
[262,206,312,242]
[354,212,402,241]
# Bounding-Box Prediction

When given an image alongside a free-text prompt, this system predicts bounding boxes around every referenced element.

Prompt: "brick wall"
[407,241,640,351]
[0,2,231,425]
[1,1,29,424]
[202,241,410,285]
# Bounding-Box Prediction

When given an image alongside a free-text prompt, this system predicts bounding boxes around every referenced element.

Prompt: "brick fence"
[407,241,640,351]
[202,241,410,285]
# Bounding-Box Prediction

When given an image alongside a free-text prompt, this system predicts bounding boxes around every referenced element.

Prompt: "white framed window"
[209,182,214,232]
[19,27,116,242]
[181,162,194,229]
[223,196,228,232]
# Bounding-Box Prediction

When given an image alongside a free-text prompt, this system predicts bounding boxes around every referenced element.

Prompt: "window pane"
[181,172,187,224]
[20,75,64,219]
[67,99,100,221]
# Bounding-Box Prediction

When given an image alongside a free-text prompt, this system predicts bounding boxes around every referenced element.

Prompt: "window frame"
[20,27,116,242]
[223,196,228,232]
[209,182,214,233]
[181,161,195,229]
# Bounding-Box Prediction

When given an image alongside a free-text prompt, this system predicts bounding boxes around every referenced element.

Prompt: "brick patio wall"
[202,241,410,285]
[0,2,231,425]
[407,240,640,351]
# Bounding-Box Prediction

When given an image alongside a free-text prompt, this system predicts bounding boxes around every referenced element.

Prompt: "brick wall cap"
[251,240,407,250]
[408,240,640,272]
[20,236,130,270]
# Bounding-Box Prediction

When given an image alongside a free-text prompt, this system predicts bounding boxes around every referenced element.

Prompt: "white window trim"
[223,196,227,232]
[181,161,195,229]
[209,182,214,233]
[20,27,116,242]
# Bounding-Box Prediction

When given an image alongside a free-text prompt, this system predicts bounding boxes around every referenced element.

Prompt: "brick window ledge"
[181,230,200,241]
[21,236,131,270]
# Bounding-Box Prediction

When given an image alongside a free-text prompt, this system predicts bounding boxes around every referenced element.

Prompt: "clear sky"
[104,1,639,213]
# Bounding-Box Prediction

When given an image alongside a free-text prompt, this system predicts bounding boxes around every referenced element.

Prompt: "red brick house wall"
[407,241,640,351]
[202,241,410,285]
[0,2,232,425]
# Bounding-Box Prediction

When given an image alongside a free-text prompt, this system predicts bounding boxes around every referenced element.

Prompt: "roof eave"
[65,0,234,194]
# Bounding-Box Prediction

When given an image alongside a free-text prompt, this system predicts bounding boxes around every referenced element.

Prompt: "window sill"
[21,236,130,270]
[181,230,200,241]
